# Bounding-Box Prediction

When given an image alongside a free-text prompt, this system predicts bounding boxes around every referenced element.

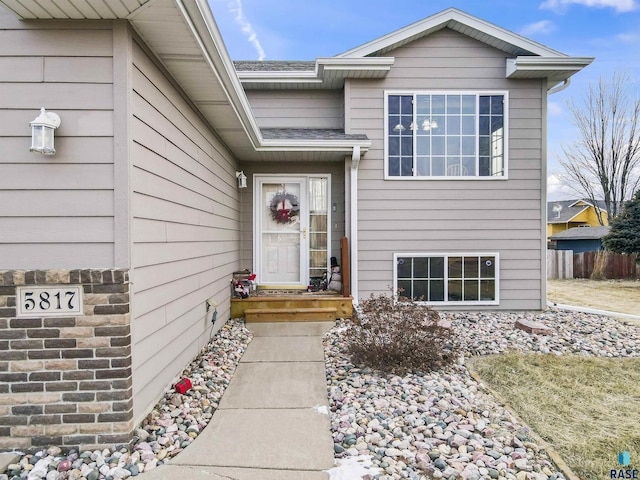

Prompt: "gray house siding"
[348,29,545,309]
[238,161,346,276]
[0,15,137,449]
[0,9,116,269]
[244,90,344,129]
[129,39,241,421]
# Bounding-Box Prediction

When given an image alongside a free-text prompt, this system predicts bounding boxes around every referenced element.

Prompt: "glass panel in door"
[308,177,329,283]
[260,181,306,284]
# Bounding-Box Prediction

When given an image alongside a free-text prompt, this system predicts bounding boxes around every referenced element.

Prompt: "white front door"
[255,177,308,286]
[254,175,331,288]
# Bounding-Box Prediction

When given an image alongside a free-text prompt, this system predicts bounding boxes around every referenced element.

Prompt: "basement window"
[394,253,499,305]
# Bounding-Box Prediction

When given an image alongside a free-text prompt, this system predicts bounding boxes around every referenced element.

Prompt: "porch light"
[236,171,247,189]
[30,108,61,155]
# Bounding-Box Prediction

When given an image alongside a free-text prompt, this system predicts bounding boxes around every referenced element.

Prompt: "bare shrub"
[343,293,457,374]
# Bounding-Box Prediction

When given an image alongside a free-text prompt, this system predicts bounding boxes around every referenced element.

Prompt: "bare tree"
[559,71,640,224]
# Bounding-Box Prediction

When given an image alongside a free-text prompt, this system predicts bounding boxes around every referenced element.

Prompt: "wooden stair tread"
[233,296,345,302]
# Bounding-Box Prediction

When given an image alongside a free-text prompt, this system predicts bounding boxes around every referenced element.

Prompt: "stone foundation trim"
[0,269,133,451]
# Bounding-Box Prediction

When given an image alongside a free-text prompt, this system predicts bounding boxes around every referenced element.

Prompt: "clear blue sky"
[207,0,640,200]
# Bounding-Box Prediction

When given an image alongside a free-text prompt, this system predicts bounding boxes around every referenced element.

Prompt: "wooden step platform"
[231,294,353,321]
[244,307,337,323]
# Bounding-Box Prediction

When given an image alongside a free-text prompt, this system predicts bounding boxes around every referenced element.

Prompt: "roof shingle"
[550,226,610,240]
[234,61,315,72]
[548,200,593,223]
[261,128,368,141]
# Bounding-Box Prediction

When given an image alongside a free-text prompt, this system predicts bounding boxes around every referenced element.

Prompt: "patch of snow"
[326,455,383,480]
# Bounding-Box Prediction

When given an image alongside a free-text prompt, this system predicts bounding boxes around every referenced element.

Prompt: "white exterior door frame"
[254,175,308,287]
[253,174,331,288]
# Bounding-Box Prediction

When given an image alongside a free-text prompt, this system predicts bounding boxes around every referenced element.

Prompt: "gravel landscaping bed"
[2,320,252,480]
[4,308,639,480]
[448,309,640,358]
[324,308,640,480]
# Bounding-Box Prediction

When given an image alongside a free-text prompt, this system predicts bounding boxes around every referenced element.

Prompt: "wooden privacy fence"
[573,251,639,279]
[547,250,573,279]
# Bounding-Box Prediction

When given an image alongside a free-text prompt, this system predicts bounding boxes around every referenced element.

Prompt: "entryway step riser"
[231,296,353,319]
[245,307,337,323]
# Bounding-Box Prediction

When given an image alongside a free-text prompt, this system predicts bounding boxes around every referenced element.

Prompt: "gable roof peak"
[336,7,567,59]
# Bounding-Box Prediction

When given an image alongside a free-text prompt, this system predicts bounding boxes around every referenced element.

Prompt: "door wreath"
[269,191,300,224]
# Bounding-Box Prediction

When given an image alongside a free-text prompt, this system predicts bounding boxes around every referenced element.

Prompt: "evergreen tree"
[602,190,640,262]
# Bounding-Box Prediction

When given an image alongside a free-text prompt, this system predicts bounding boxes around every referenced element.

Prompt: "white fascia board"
[317,57,395,70]
[178,0,264,147]
[157,2,375,156]
[258,140,371,153]
[506,56,594,78]
[336,7,566,58]
[447,12,567,57]
[236,57,394,84]
[236,71,321,83]
[569,199,594,208]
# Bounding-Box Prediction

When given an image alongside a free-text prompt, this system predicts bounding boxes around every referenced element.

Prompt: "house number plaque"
[16,285,83,317]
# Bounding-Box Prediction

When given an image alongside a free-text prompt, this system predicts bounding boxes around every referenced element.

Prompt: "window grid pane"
[397,255,496,303]
[388,95,414,176]
[388,93,504,177]
[479,95,504,177]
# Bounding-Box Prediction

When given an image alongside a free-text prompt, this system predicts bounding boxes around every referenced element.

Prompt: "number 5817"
[17,286,83,317]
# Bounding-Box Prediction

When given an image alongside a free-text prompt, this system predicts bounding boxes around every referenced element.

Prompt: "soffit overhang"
[0,0,370,162]
[507,57,594,88]
[337,8,567,59]
[236,57,394,90]
[335,7,592,90]
[0,0,151,18]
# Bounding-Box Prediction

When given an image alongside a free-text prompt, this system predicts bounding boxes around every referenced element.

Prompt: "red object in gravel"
[175,377,192,394]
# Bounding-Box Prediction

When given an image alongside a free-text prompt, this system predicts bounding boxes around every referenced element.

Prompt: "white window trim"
[392,252,500,306]
[383,90,509,181]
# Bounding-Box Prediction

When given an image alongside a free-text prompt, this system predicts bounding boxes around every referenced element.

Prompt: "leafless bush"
[343,293,456,374]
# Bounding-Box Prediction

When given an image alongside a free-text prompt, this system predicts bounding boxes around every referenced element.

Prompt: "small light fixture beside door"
[236,171,247,189]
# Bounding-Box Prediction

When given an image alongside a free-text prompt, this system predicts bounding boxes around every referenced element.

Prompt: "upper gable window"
[385,92,507,179]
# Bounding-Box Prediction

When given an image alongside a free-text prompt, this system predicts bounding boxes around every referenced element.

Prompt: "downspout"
[547,78,570,95]
[350,146,361,304]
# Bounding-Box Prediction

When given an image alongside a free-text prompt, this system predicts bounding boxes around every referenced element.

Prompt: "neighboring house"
[0,1,591,449]
[547,199,608,239]
[549,226,610,253]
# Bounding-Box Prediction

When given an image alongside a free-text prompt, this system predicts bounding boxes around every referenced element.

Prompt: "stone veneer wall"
[0,269,132,451]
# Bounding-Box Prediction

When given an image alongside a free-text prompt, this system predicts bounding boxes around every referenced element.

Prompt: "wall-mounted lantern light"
[30,107,61,155]
[236,171,247,189]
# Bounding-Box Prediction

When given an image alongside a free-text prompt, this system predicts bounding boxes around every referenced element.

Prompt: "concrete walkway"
[142,321,335,480]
